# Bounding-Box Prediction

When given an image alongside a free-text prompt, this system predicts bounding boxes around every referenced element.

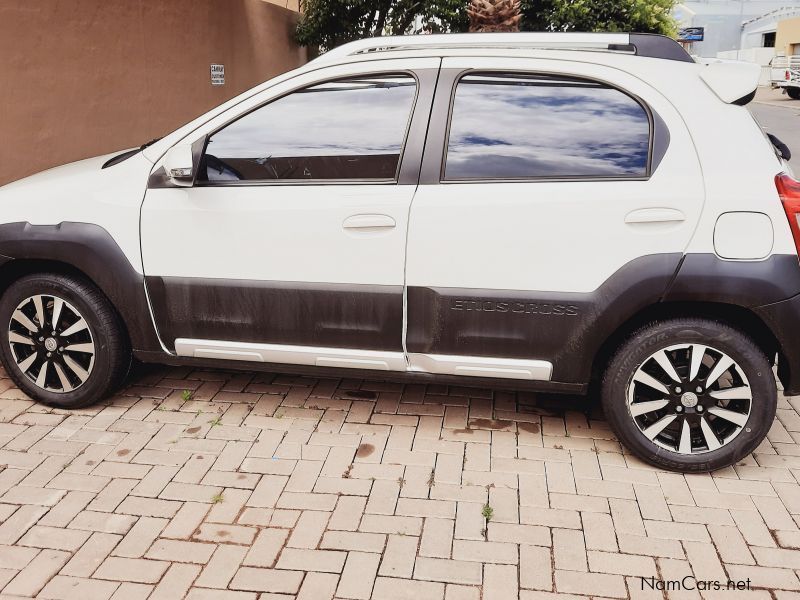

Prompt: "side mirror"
[163,144,195,187]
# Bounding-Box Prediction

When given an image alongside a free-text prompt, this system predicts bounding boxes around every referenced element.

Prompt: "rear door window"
[444,73,651,181]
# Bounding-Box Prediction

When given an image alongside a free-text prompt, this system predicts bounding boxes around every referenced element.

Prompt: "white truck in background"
[770,55,800,98]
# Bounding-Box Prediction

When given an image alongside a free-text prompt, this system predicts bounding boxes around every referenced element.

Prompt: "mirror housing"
[163,144,195,187]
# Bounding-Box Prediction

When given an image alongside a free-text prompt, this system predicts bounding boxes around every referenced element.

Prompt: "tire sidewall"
[603,320,776,472]
[0,275,116,408]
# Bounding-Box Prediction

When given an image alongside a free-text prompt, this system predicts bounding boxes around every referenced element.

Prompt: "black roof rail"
[627,33,694,63]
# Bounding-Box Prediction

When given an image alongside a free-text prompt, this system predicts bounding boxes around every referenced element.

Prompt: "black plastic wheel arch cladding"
[0,222,162,353]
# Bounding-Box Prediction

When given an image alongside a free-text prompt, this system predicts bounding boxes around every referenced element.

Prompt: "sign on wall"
[211,64,225,85]
[678,27,704,42]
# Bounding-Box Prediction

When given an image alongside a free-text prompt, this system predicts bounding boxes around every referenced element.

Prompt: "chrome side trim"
[407,353,553,381]
[174,339,406,371]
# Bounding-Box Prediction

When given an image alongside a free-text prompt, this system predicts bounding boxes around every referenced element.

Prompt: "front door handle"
[625,208,686,224]
[343,214,396,230]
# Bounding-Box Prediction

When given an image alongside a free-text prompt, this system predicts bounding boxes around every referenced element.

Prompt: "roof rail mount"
[313,32,694,65]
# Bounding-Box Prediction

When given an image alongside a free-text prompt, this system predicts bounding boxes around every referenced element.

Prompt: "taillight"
[787,69,792,80]
[776,172,800,256]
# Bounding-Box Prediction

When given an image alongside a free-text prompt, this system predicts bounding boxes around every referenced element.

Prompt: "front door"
[141,59,439,370]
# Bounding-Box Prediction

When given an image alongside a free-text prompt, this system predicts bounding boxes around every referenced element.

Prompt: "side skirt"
[133,349,586,394]
[173,339,554,382]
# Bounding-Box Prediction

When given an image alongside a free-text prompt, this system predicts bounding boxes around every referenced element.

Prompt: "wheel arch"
[590,301,780,393]
[0,258,137,351]
[0,222,161,353]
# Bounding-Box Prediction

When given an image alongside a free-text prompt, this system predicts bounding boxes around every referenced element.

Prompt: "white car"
[770,54,800,98]
[1,32,798,472]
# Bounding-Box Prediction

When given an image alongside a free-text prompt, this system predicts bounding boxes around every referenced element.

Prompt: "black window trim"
[439,68,657,184]
[193,70,423,188]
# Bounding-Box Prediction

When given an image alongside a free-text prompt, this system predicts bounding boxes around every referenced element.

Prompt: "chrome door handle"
[625,208,686,224]
[342,214,396,230]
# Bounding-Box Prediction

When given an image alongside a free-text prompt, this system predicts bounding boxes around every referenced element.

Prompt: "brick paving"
[0,364,798,599]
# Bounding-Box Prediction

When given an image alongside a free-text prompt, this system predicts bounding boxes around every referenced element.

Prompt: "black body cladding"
[406,254,684,383]
[146,277,403,353]
[0,222,161,353]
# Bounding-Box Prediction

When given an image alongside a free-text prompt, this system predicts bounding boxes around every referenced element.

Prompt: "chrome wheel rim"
[626,343,752,455]
[7,294,95,393]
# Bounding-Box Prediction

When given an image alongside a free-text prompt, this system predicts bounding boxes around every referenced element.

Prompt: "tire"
[787,87,800,99]
[601,318,776,472]
[0,273,131,409]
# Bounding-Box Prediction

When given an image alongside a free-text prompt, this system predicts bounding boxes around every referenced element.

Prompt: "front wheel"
[602,318,776,472]
[0,273,131,408]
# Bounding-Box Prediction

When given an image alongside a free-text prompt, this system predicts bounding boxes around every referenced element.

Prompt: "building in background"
[715,6,800,83]
[674,0,800,56]
[0,0,307,186]
[775,14,800,55]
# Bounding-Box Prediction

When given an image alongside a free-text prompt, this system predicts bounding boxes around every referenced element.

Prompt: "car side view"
[1,32,799,472]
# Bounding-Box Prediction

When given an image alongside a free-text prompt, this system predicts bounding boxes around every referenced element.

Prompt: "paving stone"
[554,570,627,598]
[484,563,518,599]
[420,517,454,558]
[321,530,386,553]
[337,551,381,599]
[146,538,216,563]
[276,547,347,573]
[379,534,419,578]
[243,527,288,567]
[414,556,482,585]
[18,524,91,551]
[286,509,330,548]
[38,575,120,600]
[372,576,445,600]
[229,566,304,593]
[297,571,339,600]
[520,544,553,591]
[94,556,171,583]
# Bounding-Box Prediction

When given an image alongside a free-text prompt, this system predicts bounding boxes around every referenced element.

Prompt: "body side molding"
[408,353,552,380]
[174,339,407,371]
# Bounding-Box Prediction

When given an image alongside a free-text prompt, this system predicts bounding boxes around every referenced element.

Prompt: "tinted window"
[445,73,650,180]
[200,75,416,182]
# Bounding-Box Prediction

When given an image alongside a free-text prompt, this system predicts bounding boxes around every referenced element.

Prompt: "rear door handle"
[343,214,396,230]
[625,208,686,224]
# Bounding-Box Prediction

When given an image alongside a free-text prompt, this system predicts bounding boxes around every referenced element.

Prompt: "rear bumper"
[755,293,800,395]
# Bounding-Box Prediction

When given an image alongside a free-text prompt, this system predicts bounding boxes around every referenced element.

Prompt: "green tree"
[295,0,468,49]
[296,0,678,50]
[522,0,677,36]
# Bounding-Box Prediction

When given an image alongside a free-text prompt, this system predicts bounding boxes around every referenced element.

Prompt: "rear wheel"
[0,273,131,408]
[602,318,776,472]
[787,87,800,99]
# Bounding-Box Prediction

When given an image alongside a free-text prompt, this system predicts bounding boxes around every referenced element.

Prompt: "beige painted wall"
[776,17,800,56]
[0,0,306,185]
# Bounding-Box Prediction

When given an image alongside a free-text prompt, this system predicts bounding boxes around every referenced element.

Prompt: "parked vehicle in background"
[770,54,800,98]
[0,32,798,473]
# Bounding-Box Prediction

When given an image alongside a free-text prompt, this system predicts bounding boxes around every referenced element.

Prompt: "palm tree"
[467,0,522,33]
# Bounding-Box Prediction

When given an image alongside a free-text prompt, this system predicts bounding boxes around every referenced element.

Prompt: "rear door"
[405,56,704,383]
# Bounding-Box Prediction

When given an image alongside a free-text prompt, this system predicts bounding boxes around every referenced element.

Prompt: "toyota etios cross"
[1,33,799,472]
